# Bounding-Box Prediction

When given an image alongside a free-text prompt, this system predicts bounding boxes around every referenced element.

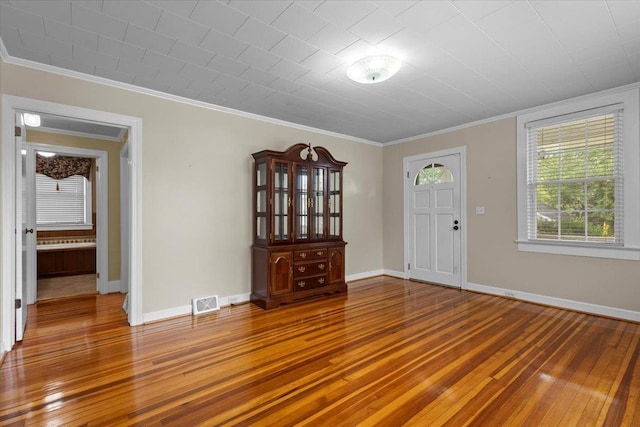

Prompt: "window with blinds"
[525,108,623,244]
[36,173,92,228]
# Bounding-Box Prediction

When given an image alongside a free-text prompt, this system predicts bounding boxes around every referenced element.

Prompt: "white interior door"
[407,153,461,287]
[25,144,37,305]
[15,117,35,341]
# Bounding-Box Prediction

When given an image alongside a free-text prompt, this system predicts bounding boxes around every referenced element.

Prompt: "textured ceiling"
[1,0,639,144]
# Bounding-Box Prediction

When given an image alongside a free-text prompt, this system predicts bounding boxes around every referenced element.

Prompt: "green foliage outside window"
[532,114,617,242]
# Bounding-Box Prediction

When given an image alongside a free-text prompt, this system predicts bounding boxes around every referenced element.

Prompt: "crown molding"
[384,81,640,146]
[0,43,382,148]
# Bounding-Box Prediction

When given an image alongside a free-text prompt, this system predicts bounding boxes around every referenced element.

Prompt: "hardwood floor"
[37,274,97,300]
[1,276,639,426]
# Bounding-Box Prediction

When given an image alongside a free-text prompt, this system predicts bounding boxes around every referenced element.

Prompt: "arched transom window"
[415,163,453,185]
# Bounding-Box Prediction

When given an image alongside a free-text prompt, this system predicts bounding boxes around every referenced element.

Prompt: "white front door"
[407,153,462,287]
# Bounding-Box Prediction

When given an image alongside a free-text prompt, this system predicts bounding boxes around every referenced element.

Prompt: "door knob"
[454,220,459,224]
[25,228,34,234]
[453,226,459,231]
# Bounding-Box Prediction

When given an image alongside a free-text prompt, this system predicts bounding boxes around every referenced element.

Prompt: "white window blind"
[525,107,623,244]
[36,173,91,227]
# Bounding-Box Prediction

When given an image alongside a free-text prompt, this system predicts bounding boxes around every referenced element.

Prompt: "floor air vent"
[192,295,220,315]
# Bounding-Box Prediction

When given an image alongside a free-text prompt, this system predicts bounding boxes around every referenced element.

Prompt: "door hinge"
[407,171,409,179]
[96,165,99,172]
[408,263,411,270]
[15,299,22,309]
[97,272,100,279]
[15,126,21,137]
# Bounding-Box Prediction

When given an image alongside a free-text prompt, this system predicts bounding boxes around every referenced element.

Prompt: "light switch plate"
[475,206,485,215]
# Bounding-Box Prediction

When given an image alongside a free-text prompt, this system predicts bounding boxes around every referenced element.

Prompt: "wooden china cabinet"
[251,143,347,309]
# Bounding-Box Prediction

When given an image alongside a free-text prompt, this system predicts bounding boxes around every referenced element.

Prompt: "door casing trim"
[1,95,143,352]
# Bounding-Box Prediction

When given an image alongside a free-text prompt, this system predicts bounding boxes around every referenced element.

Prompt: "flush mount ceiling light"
[23,113,41,127]
[347,55,402,84]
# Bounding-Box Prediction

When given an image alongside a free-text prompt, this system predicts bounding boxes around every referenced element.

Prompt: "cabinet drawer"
[294,275,327,292]
[294,249,327,262]
[293,261,327,277]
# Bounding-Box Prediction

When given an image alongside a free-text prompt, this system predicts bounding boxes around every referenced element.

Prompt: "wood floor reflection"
[1,276,639,426]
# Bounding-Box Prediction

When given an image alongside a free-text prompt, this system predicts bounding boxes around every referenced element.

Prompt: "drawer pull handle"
[300,252,307,259]
[318,263,325,270]
[318,278,325,284]
[298,266,306,273]
[299,281,306,288]
[317,251,324,256]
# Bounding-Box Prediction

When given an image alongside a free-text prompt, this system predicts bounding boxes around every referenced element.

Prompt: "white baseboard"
[466,282,640,322]
[142,292,253,324]
[219,293,251,307]
[143,305,192,323]
[106,280,121,294]
[345,269,408,282]
[134,278,640,324]
[346,270,383,281]
[382,269,406,279]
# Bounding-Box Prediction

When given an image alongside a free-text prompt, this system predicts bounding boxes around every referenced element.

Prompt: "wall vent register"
[192,295,220,315]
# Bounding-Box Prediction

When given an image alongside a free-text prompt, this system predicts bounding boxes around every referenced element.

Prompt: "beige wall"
[26,130,123,282]
[383,118,640,312]
[0,60,383,314]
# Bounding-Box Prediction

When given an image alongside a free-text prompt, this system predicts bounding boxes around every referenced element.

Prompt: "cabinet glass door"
[273,161,289,241]
[256,161,267,240]
[295,165,308,240]
[329,169,341,238]
[312,167,325,239]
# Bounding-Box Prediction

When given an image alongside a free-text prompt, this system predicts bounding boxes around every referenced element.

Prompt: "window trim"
[516,88,640,260]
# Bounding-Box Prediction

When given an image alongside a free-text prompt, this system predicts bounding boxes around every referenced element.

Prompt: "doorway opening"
[1,95,143,352]
[24,138,112,302]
